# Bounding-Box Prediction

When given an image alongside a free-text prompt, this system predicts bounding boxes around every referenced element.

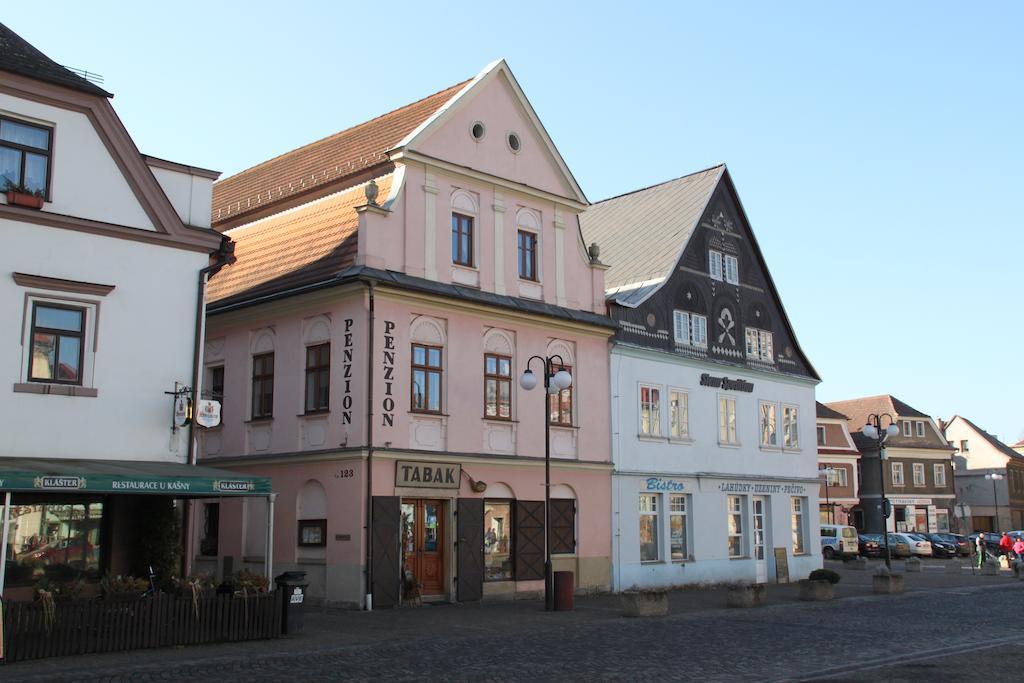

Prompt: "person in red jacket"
[999,532,1014,558]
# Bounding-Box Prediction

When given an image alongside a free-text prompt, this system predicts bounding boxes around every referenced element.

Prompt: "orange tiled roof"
[208,174,393,307]
[211,80,470,227]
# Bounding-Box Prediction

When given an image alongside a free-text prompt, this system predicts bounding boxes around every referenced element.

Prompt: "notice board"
[773,547,790,583]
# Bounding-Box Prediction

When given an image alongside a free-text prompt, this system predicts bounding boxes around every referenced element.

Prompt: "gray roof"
[0,22,112,97]
[580,164,724,307]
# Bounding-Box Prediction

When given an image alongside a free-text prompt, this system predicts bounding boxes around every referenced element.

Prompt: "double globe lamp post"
[862,414,900,571]
[985,472,1004,533]
[520,355,572,612]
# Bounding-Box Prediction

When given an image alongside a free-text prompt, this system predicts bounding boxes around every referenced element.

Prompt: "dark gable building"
[828,395,955,534]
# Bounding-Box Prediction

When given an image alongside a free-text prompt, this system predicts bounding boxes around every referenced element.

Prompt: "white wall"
[150,166,214,229]
[0,93,155,231]
[1,218,206,462]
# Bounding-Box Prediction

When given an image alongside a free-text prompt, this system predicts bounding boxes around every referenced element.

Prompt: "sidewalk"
[6,557,1018,680]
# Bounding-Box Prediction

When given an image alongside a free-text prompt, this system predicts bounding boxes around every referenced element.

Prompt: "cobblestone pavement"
[5,559,1022,681]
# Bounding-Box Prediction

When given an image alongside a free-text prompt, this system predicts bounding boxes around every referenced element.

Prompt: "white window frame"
[724,254,739,285]
[791,497,807,554]
[902,420,912,437]
[709,249,723,281]
[759,401,778,447]
[639,493,660,563]
[892,462,905,487]
[727,495,746,558]
[934,463,947,487]
[912,462,926,487]
[669,493,690,562]
[672,310,708,349]
[821,466,848,487]
[783,405,799,449]
[745,327,774,362]
[816,425,827,446]
[719,395,738,446]
[639,383,662,437]
[915,421,925,437]
[669,388,690,441]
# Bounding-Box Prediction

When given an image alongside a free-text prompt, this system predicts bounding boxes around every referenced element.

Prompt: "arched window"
[547,340,575,427]
[483,329,515,420]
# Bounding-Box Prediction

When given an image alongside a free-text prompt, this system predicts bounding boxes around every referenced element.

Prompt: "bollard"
[906,557,922,573]
[850,557,868,571]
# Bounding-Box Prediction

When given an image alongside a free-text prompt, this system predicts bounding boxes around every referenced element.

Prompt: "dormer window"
[673,310,707,348]
[915,421,924,437]
[745,328,773,362]
[902,420,912,437]
[1,115,52,199]
[709,250,723,281]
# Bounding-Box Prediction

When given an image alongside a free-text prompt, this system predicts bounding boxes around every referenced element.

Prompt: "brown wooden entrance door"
[401,499,445,596]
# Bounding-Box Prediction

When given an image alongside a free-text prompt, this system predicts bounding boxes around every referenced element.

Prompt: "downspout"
[364,280,376,610]
[182,235,236,577]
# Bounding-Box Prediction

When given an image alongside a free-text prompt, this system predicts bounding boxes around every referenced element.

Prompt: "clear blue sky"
[12,2,1023,442]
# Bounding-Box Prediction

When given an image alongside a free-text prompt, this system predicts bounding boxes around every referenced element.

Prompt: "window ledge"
[409,411,449,418]
[672,558,694,564]
[637,434,666,442]
[550,423,578,431]
[481,416,517,424]
[668,437,694,445]
[729,555,750,560]
[245,417,274,424]
[759,444,781,452]
[793,552,811,557]
[14,382,97,397]
[783,447,802,454]
[640,560,666,565]
[718,442,742,449]
[298,411,330,418]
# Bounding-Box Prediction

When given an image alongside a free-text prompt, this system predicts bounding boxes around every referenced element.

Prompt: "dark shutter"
[370,496,400,608]
[550,499,576,554]
[456,498,484,602]
[515,500,544,580]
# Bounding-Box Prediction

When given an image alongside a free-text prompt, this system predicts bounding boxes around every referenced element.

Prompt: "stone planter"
[620,590,669,617]
[849,557,868,571]
[798,579,834,601]
[872,572,904,594]
[726,583,767,608]
[906,557,922,572]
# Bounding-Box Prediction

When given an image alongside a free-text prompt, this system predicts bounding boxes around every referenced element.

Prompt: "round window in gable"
[470,121,486,141]
[507,132,522,153]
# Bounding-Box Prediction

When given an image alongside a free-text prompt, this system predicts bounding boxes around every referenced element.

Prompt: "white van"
[820,524,858,559]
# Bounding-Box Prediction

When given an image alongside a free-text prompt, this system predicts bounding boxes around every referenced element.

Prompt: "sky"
[10,2,1023,442]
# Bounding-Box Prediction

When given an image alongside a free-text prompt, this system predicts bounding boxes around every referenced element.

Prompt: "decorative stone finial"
[365,179,379,206]
[588,242,601,263]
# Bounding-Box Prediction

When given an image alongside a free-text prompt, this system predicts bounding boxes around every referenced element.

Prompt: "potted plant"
[620,585,669,617]
[4,180,45,209]
[101,574,150,600]
[726,581,767,608]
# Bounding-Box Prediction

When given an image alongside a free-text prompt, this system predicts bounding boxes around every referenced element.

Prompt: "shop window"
[670,494,690,561]
[719,396,738,445]
[669,389,689,440]
[200,502,219,556]
[639,384,662,436]
[484,500,513,580]
[304,343,330,413]
[484,353,512,420]
[1,114,52,198]
[639,494,659,562]
[727,495,745,558]
[791,497,807,554]
[251,352,274,418]
[935,511,950,533]
[6,501,103,585]
[297,519,327,547]
[411,343,443,413]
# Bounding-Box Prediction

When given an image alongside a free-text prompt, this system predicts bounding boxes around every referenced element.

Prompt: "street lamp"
[985,472,1004,533]
[863,413,900,571]
[819,466,837,524]
[520,355,572,612]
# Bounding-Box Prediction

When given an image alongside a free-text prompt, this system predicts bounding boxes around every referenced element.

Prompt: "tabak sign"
[395,460,461,489]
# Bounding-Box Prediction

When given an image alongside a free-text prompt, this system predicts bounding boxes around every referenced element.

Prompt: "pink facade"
[198,61,614,607]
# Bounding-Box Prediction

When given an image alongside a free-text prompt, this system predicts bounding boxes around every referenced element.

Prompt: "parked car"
[857,533,886,558]
[894,533,932,557]
[923,533,965,558]
[820,524,859,560]
[886,533,912,558]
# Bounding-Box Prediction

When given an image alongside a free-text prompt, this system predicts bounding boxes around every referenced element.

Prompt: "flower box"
[797,578,834,601]
[726,582,767,608]
[6,190,44,209]
[620,589,669,617]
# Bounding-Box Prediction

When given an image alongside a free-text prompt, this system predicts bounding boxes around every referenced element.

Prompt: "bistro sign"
[699,374,753,392]
[646,477,686,492]
[395,460,461,489]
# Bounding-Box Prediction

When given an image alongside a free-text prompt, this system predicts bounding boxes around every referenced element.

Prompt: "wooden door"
[401,499,446,596]
[371,496,400,608]
[456,498,484,602]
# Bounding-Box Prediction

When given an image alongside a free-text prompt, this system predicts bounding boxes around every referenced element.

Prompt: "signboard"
[773,547,790,584]
[395,461,461,489]
[889,498,932,506]
[0,472,270,496]
[718,482,807,494]
[173,396,192,427]
[699,373,754,392]
[645,477,685,492]
[195,399,222,428]
[289,587,304,604]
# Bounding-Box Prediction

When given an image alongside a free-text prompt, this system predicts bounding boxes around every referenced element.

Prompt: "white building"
[0,23,270,598]
[581,165,821,589]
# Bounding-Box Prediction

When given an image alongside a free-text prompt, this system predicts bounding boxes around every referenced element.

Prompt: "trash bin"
[553,571,574,611]
[275,570,309,634]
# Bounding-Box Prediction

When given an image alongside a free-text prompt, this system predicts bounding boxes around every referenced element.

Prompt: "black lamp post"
[820,466,836,525]
[985,472,1004,533]
[863,413,900,571]
[520,354,572,612]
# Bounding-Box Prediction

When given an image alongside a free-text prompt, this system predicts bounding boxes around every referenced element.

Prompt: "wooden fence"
[2,592,281,663]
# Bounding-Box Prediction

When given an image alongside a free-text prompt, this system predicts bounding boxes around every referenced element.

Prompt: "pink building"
[196,61,614,607]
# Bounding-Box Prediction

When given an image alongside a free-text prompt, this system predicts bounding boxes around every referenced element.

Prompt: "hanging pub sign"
[195,399,222,428]
[173,396,193,427]
[395,460,461,489]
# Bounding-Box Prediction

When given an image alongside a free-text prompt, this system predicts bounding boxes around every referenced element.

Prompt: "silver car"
[896,533,933,557]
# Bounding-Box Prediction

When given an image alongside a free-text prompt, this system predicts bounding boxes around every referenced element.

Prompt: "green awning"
[0,458,272,497]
